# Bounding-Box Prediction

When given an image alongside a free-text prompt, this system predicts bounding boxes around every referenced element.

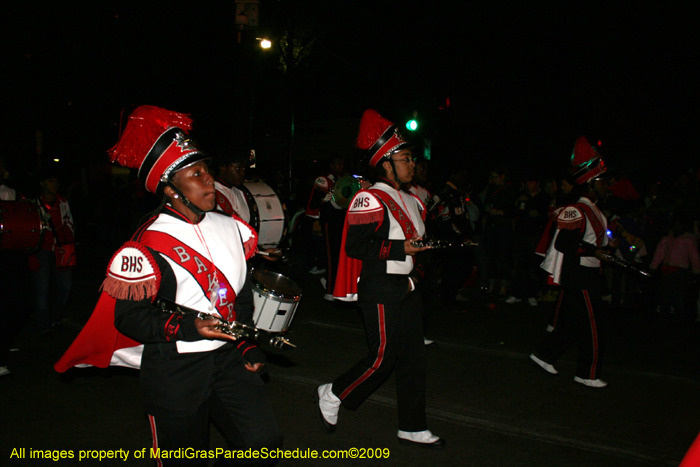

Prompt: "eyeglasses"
[391,157,415,164]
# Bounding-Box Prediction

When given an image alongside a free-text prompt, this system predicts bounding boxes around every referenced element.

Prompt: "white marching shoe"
[397,430,446,449]
[315,384,341,432]
[574,376,608,388]
[530,354,558,375]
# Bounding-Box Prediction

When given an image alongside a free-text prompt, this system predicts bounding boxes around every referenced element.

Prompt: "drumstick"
[256,250,282,256]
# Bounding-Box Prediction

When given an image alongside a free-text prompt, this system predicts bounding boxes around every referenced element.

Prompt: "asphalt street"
[2,243,700,467]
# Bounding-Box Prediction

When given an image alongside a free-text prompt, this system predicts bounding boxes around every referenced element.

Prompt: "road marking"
[275,370,679,466]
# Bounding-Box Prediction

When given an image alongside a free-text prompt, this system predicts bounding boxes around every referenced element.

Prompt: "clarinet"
[410,239,479,249]
[599,251,653,278]
[154,298,296,350]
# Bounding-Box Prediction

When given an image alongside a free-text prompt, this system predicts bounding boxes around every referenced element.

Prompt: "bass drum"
[242,181,286,249]
[0,201,45,251]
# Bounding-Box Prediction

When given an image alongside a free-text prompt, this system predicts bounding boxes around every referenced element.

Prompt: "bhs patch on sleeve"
[101,241,161,301]
[557,206,584,230]
[346,191,383,225]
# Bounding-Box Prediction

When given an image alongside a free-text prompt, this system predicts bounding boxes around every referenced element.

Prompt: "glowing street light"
[259,38,272,49]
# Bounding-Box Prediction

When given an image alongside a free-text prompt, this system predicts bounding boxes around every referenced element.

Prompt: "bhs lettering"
[352,197,371,209]
[121,255,144,273]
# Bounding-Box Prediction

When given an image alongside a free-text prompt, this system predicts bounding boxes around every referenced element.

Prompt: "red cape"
[54,292,142,372]
[332,218,362,301]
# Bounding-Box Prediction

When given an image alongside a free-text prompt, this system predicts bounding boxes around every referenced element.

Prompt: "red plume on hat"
[571,136,606,185]
[108,105,207,195]
[357,109,411,168]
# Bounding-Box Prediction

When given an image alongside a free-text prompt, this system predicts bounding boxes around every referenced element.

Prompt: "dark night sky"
[3,1,696,186]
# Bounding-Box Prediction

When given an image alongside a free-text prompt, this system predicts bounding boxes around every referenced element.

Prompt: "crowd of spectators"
[2,153,700,353]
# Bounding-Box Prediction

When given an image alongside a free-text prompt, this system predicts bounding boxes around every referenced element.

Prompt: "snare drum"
[0,201,45,251]
[251,269,302,334]
[242,181,286,249]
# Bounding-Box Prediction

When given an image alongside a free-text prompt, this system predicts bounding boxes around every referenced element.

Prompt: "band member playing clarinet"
[317,109,445,448]
[531,136,614,389]
[55,106,282,466]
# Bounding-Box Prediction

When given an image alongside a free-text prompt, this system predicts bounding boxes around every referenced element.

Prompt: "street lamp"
[246,39,272,153]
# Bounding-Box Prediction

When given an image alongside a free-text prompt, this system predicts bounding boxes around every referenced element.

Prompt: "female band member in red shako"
[316,109,444,449]
[55,106,282,466]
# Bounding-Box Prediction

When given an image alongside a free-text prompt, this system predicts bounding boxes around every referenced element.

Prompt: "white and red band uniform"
[408,182,435,208]
[55,208,257,371]
[214,180,251,224]
[350,183,425,275]
[305,173,337,219]
[540,196,608,285]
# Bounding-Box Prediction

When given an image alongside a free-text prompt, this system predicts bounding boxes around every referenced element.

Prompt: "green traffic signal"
[406,119,418,131]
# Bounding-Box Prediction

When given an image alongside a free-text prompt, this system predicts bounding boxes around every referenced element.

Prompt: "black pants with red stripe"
[146,349,282,466]
[332,291,428,432]
[535,283,607,380]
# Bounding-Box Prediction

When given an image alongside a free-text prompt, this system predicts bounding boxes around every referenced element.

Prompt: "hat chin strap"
[390,159,400,186]
[383,156,399,188]
[167,182,206,220]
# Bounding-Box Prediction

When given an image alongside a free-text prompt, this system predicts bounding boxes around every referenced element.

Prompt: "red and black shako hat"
[571,136,606,185]
[108,105,208,196]
[357,109,412,168]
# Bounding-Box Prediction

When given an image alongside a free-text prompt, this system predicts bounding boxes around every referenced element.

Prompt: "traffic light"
[405,111,419,131]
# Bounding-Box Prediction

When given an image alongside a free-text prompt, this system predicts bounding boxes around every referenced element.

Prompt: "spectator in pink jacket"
[650,215,700,321]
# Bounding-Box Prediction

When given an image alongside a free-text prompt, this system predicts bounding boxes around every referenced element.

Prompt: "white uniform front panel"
[577,197,608,268]
[148,212,249,353]
[370,184,425,275]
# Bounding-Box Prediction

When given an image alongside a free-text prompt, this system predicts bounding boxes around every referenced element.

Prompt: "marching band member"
[406,158,437,208]
[302,156,345,275]
[32,169,76,336]
[316,109,445,448]
[214,153,281,264]
[319,157,349,300]
[530,136,613,388]
[214,153,251,223]
[55,106,282,466]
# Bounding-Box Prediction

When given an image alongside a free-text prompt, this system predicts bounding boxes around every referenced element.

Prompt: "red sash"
[368,188,420,238]
[216,188,236,217]
[139,230,237,321]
